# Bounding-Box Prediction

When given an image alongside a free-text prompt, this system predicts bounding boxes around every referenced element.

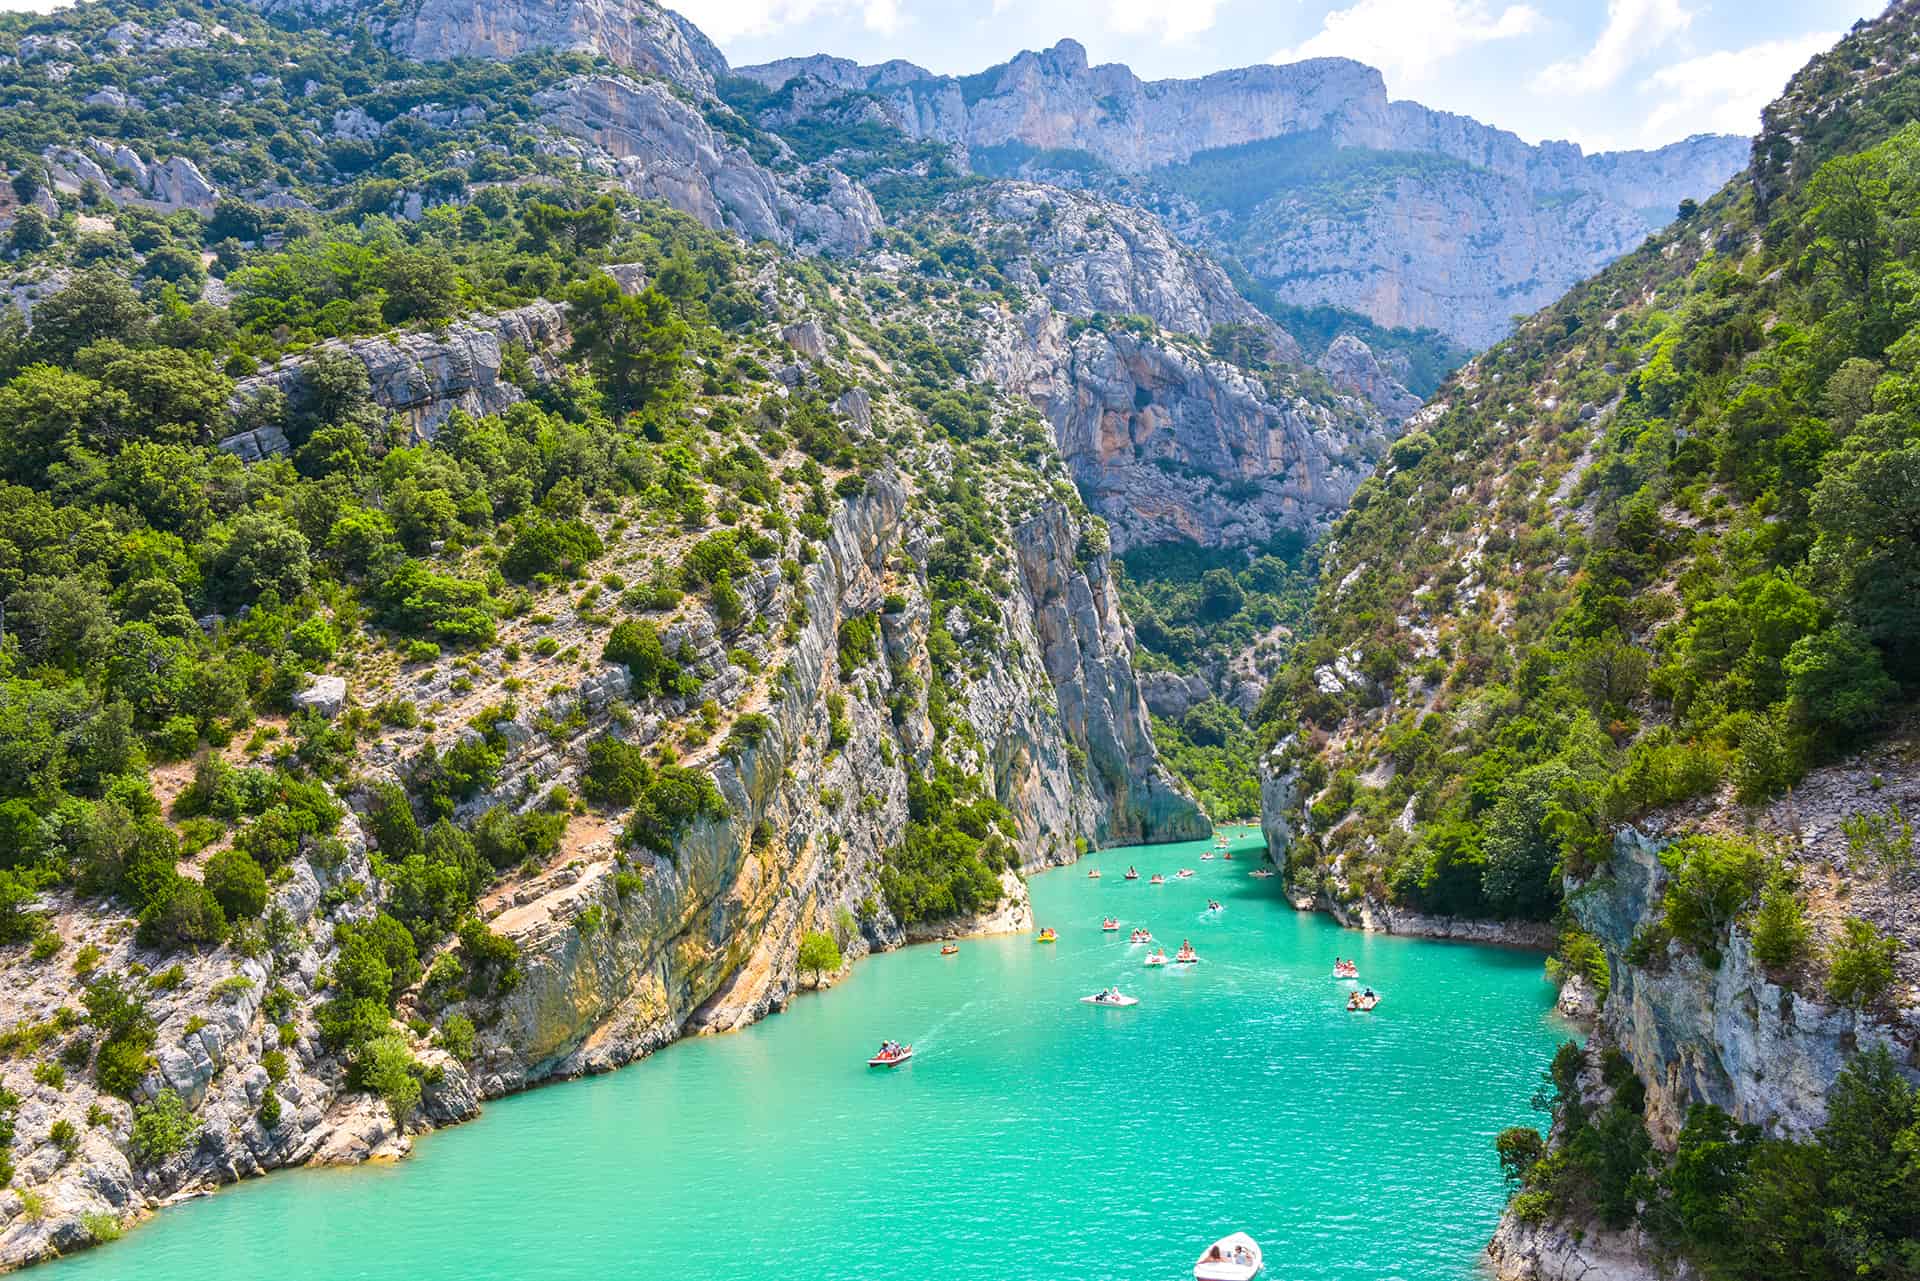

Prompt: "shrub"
[438,1013,475,1062]
[1496,1126,1547,1191]
[348,1033,421,1121]
[1748,869,1811,969]
[1658,835,1763,967]
[136,880,228,950]
[624,765,729,856]
[583,736,652,807]
[472,805,565,871]
[129,1089,196,1165]
[1826,918,1896,1008]
[203,847,269,919]
[603,619,677,696]
[501,517,604,581]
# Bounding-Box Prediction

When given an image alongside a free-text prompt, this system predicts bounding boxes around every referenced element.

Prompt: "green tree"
[1826,917,1897,1008]
[565,278,688,414]
[797,929,842,988]
[1747,869,1811,969]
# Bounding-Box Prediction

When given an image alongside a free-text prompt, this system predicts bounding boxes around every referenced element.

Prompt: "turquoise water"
[55,828,1566,1280]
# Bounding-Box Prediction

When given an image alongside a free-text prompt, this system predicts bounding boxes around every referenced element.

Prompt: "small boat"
[1102,918,1120,932]
[1206,900,1222,912]
[1249,869,1275,879]
[1129,929,1153,944]
[1200,852,1215,862]
[1149,874,1166,885]
[1088,868,1102,879]
[1175,868,1196,879]
[1144,949,1170,966]
[1347,989,1381,1013]
[868,1044,913,1068]
[1194,1231,1262,1281]
[940,943,959,956]
[1123,868,1140,881]
[1175,943,1199,964]
[1222,851,1234,860]
[1081,990,1139,1007]
[1036,928,1057,944]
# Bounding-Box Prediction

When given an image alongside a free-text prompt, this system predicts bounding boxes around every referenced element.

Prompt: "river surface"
[53,827,1567,1280]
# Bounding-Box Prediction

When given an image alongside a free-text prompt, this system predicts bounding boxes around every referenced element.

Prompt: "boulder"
[292,676,348,719]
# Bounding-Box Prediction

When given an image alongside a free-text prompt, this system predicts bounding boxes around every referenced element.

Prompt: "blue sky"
[668,0,1886,152]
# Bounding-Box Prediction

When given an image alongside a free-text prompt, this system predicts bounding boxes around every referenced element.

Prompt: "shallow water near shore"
[53,827,1567,1280]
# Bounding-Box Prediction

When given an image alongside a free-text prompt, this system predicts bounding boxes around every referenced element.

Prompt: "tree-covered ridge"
[1259,2,1920,929]
[0,4,1186,1223]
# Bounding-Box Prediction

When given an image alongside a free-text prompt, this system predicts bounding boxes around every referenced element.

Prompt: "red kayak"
[868,1046,913,1068]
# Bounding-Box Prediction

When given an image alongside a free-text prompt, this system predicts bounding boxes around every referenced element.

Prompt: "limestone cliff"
[949,183,1391,552]
[736,42,1745,348]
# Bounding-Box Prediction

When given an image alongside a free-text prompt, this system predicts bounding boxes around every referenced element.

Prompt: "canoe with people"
[1129,928,1153,944]
[1124,867,1140,881]
[1194,1232,1262,1281]
[1249,868,1275,879]
[1102,918,1120,932]
[1144,948,1170,966]
[1036,928,1057,944]
[1175,940,1199,964]
[1206,900,1222,912]
[1347,987,1381,1013]
[868,1041,913,1067]
[1149,873,1166,885]
[1200,852,1215,861]
[1088,867,1102,879]
[1081,987,1139,1007]
[940,943,959,956]
[1175,868,1196,879]
[1333,957,1358,979]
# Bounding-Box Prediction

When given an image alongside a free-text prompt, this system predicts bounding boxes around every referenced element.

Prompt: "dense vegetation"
[1501,1042,1919,1280]
[1260,19,1920,928]
[1115,536,1316,819]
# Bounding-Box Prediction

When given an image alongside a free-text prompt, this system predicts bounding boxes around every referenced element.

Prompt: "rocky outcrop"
[0,816,464,1268]
[534,74,880,256]
[220,300,570,458]
[1015,504,1208,846]
[978,297,1385,552]
[251,0,726,94]
[429,474,1200,1084]
[1317,334,1420,420]
[1571,821,1918,1142]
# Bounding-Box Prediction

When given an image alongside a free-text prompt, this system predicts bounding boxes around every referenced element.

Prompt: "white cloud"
[1107,0,1223,42]
[1638,31,1838,144]
[670,0,900,44]
[1533,0,1690,94]
[1271,0,1542,86]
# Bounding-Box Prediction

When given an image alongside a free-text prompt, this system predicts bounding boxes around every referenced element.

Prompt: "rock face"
[534,74,881,256]
[737,42,1395,172]
[254,0,725,92]
[1317,334,1421,420]
[738,44,1746,348]
[221,300,570,458]
[1572,821,1919,1143]
[979,299,1384,552]
[438,473,1202,1083]
[0,816,467,1267]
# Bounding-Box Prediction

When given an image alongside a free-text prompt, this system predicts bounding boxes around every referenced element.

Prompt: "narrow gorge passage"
[48,829,1565,1281]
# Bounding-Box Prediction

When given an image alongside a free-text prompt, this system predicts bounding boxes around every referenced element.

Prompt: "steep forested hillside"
[1262,2,1920,930]
[1255,7,1920,1277]
[0,0,1222,1262]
